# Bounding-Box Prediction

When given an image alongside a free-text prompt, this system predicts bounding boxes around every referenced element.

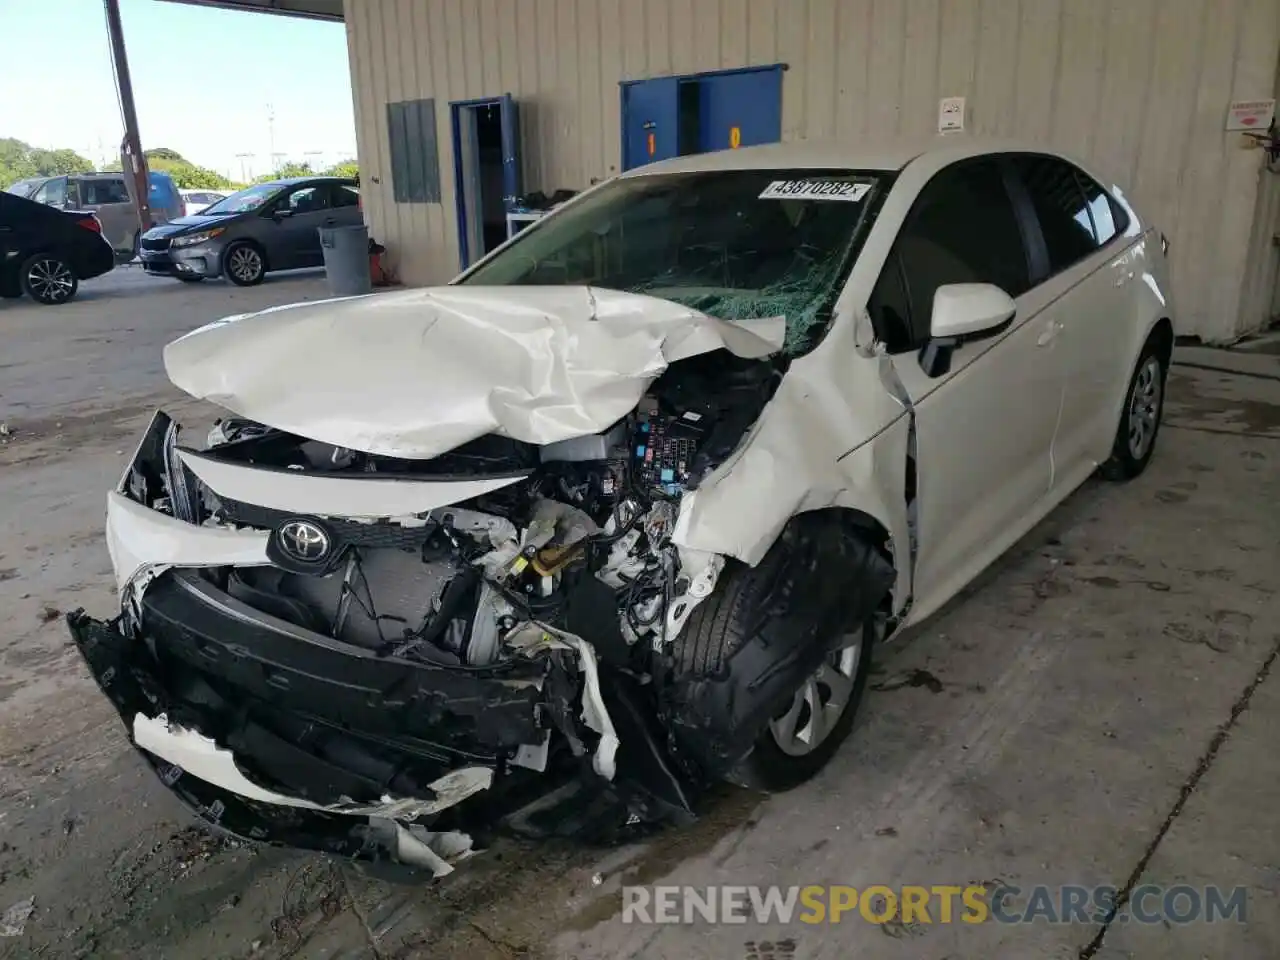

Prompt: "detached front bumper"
[67,570,563,871]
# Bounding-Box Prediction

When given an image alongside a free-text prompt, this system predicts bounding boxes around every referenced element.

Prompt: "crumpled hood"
[164,286,785,459]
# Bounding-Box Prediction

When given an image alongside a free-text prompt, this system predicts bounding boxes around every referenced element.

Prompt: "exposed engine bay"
[67,285,904,876]
[150,350,780,668]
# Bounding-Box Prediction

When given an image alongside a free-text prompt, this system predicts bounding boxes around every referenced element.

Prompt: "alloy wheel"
[26,258,75,303]
[1127,356,1163,460]
[228,247,263,283]
[769,635,864,757]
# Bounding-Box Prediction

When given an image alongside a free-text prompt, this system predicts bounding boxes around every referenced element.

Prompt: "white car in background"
[179,189,229,217]
[68,136,1173,873]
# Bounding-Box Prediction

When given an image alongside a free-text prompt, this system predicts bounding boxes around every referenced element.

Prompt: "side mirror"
[272,208,294,221]
[919,283,1016,378]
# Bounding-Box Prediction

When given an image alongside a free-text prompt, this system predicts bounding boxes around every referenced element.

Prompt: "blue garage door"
[696,68,783,153]
[621,65,783,171]
[621,76,681,170]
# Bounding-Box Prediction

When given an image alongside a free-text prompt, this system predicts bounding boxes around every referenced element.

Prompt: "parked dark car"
[138,176,362,286]
[0,190,116,305]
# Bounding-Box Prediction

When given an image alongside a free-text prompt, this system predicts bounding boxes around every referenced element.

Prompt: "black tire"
[668,519,881,793]
[19,253,78,305]
[223,241,266,286]
[1100,330,1169,481]
[730,619,875,792]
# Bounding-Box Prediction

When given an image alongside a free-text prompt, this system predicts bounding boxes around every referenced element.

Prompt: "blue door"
[697,67,782,153]
[498,93,522,210]
[451,94,525,268]
[621,76,680,171]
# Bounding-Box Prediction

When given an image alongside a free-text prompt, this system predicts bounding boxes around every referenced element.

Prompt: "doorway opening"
[451,95,522,268]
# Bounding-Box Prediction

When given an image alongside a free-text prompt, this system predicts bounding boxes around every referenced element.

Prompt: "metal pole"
[103,0,151,234]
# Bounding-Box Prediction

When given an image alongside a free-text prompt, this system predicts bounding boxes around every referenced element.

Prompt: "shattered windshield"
[458,168,883,356]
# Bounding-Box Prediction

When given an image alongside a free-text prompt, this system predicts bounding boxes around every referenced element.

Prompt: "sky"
[0,0,356,181]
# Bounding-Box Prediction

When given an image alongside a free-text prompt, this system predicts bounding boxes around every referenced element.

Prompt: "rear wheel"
[1100,331,1169,481]
[20,253,78,305]
[223,241,266,286]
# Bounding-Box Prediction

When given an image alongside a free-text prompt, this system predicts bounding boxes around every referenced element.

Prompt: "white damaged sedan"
[69,137,1173,874]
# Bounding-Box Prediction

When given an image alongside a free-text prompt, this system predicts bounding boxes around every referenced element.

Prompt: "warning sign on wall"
[938,96,966,134]
[1226,99,1275,132]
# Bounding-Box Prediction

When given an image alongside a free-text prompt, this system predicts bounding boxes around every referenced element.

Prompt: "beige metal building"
[170,0,1280,344]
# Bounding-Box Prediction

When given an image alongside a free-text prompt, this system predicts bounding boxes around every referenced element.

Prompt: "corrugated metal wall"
[344,0,1280,342]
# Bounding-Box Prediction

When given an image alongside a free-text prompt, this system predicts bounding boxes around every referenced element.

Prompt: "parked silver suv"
[15,172,183,262]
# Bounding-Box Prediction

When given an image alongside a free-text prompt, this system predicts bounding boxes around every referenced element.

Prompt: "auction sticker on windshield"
[759,179,873,201]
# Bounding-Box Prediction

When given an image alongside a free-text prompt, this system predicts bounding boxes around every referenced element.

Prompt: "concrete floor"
[0,269,1277,959]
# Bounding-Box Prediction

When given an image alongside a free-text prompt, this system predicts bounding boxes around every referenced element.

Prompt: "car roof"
[617,135,1071,178]
[257,176,353,187]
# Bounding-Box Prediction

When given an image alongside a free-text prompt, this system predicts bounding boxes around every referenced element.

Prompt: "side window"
[1015,156,1099,272]
[83,179,129,205]
[1074,170,1128,247]
[878,160,1030,349]
[329,183,361,208]
[867,252,914,354]
[282,185,329,213]
[34,177,67,206]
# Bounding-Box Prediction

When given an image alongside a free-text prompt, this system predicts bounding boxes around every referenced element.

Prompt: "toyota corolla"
[68,137,1172,875]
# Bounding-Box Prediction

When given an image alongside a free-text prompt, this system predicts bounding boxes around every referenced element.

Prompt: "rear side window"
[1076,171,1129,246]
[83,179,129,205]
[871,160,1030,350]
[1015,155,1118,273]
[330,183,360,208]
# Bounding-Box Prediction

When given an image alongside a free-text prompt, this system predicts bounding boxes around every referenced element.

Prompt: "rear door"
[81,177,134,253]
[1008,155,1137,486]
[325,181,363,228]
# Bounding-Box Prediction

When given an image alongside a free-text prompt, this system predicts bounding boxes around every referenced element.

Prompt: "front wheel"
[734,620,876,791]
[1100,333,1169,481]
[223,242,266,286]
[20,253,78,305]
[667,516,889,793]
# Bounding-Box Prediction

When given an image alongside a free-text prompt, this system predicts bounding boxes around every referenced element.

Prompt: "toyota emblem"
[277,519,331,563]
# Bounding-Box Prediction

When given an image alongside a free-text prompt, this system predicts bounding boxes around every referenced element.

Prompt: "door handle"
[322,217,336,227]
[1036,319,1063,347]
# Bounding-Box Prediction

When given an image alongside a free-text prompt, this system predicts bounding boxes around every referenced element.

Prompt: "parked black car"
[138,177,362,286]
[0,190,116,305]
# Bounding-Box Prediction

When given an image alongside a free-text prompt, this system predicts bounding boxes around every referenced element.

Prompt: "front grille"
[217,497,437,549]
[141,236,172,252]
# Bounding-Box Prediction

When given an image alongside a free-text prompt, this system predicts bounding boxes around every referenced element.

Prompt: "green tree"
[0,138,93,187]
[130,148,235,190]
[325,159,358,178]
[254,161,314,183]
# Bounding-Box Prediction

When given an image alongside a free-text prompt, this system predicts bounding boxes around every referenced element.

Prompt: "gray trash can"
[318,223,372,297]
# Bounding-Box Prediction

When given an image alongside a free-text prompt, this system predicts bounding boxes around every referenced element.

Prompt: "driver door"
[871,158,1065,622]
[266,183,333,269]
